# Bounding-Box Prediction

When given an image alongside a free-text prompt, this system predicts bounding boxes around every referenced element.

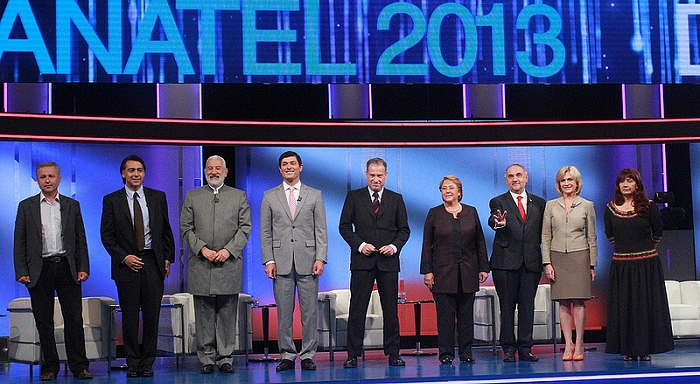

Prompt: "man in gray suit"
[260,151,328,372]
[181,155,252,374]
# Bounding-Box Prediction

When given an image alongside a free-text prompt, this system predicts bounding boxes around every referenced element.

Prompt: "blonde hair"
[554,165,582,196]
[439,175,463,202]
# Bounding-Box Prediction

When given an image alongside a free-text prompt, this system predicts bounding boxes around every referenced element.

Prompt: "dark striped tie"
[372,192,380,214]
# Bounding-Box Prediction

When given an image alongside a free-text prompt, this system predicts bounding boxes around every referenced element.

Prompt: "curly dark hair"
[613,168,650,213]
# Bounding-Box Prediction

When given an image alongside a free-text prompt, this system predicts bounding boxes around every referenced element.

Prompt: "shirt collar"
[368,187,384,200]
[208,183,224,194]
[40,192,60,203]
[125,185,145,198]
[509,190,527,201]
[284,180,302,190]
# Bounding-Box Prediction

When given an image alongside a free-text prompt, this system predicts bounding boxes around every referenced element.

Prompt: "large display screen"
[1,0,698,83]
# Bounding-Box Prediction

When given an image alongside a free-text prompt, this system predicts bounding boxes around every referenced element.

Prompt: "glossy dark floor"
[3,340,700,383]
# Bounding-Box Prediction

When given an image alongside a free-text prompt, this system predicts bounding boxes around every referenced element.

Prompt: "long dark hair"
[613,168,650,213]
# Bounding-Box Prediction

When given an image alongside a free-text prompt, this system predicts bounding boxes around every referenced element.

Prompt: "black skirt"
[605,255,674,356]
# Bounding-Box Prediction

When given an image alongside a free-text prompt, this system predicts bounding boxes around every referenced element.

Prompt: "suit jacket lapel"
[29,195,42,237]
[503,193,523,224]
[59,194,69,234]
[296,185,309,218]
[275,185,293,221]
[362,190,376,217]
[376,191,389,220]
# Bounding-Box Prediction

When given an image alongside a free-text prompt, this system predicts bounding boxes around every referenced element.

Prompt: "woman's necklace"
[444,204,461,212]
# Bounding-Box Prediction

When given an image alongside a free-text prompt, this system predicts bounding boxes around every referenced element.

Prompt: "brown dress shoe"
[75,369,93,379]
[40,371,56,381]
[503,351,516,362]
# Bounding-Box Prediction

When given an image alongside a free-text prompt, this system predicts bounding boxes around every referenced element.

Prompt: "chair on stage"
[7,296,117,375]
[665,280,700,338]
[158,292,253,362]
[317,289,384,357]
[474,284,559,344]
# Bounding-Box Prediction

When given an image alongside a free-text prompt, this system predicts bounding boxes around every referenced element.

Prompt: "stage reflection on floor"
[3,340,700,383]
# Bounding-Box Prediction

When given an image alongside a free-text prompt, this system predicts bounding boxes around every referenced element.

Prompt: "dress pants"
[347,267,400,357]
[273,267,318,361]
[116,251,164,369]
[28,259,89,375]
[492,266,540,354]
[194,294,238,366]
[433,292,475,361]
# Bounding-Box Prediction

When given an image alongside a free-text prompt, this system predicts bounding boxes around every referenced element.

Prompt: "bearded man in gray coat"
[181,155,252,374]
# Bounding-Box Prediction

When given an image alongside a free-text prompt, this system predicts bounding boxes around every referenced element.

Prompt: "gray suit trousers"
[274,269,318,361]
[193,294,238,366]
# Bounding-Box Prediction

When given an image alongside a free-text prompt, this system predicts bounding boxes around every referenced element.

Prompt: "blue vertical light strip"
[328,84,333,118]
[3,83,7,113]
[368,83,373,118]
[329,0,337,82]
[156,83,161,117]
[462,85,468,118]
[47,83,52,114]
[500,83,506,118]
[580,0,590,83]
[621,83,628,119]
[659,0,671,83]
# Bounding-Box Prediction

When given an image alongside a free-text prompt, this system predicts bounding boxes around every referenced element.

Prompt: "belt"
[43,256,64,263]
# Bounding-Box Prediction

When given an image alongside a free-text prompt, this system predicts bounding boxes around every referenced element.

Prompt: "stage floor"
[3,340,700,383]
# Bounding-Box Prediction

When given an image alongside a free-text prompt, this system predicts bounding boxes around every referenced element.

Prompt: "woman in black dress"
[420,175,490,364]
[604,168,673,361]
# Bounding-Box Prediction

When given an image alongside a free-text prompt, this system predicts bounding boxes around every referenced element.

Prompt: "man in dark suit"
[339,157,410,368]
[100,155,175,378]
[488,164,545,362]
[14,161,93,381]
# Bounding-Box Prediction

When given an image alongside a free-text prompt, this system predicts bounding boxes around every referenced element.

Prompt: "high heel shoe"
[573,352,584,361]
[573,344,584,360]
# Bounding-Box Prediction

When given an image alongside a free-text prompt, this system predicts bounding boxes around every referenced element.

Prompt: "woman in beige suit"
[542,166,597,361]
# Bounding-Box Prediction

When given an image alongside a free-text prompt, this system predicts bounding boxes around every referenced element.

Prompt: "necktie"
[372,192,380,214]
[133,192,145,251]
[517,195,527,222]
[288,187,297,220]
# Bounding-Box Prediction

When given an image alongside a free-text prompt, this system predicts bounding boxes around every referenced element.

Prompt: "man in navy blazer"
[100,155,175,378]
[488,164,545,363]
[339,158,410,368]
[14,161,92,380]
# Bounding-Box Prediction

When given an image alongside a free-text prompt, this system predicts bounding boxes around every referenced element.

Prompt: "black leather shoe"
[503,351,516,362]
[126,367,140,378]
[40,371,56,381]
[343,357,357,369]
[388,354,405,367]
[440,357,453,364]
[301,358,316,370]
[276,359,295,372]
[219,363,234,373]
[140,366,154,377]
[520,351,539,362]
[75,369,93,379]
[200,364,215,374]
[460,357,476,364]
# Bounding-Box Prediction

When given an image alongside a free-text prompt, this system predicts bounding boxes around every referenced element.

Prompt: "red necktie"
[517,195,527,222]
